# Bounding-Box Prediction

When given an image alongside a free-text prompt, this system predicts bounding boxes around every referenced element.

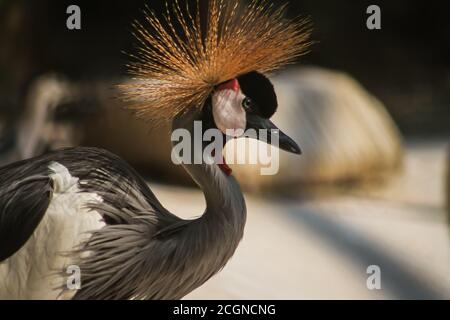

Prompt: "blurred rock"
[17,74,74,159]
[0,74,103,166]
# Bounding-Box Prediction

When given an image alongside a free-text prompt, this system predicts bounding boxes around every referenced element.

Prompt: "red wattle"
[218,162,233,176]
[211,150,233,176]
[217,79,240,92]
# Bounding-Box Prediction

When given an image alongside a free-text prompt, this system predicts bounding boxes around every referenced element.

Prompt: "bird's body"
[0,0,309,299]
[0,145,245,299]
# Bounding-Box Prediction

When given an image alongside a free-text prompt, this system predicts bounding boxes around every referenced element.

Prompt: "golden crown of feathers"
[119,0,311,122]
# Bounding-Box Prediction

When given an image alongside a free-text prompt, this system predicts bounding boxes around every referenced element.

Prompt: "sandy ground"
[149,139,449,299]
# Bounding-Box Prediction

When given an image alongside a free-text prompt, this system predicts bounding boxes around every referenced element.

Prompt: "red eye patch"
[217,78,240,92]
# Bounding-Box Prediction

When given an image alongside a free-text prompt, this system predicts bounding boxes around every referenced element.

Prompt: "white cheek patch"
[212,89,246,137]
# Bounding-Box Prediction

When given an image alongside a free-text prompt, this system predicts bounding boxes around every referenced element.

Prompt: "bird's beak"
[246,114,301,154]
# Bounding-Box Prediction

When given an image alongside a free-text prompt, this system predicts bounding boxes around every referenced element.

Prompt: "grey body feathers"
[0,146,246,299]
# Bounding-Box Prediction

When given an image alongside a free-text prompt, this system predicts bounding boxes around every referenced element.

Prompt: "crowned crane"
[0,0,311,299]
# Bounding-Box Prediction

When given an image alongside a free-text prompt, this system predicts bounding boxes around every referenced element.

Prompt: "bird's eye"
[242,97,252,110]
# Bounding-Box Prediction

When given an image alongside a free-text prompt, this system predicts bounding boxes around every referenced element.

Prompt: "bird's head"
[120,0,311,159]
[207,71,300,154]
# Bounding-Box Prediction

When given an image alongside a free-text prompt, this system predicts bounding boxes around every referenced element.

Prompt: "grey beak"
[246,114,302,155]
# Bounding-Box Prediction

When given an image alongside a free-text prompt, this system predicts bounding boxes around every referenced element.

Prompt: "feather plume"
[119,0,312,122]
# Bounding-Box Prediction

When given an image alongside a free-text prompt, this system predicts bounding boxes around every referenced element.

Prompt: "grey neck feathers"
[172,109,247,228]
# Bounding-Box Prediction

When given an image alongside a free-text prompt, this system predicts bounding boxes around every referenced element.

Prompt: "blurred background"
[0,0,449,299]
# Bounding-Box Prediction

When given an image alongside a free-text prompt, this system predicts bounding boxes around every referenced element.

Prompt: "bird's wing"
[49,147,180,226]
[0,161,53,262]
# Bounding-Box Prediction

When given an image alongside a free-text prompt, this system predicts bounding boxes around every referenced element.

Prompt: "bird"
[0,0,311,299]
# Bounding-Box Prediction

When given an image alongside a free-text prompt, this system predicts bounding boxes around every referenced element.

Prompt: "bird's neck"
[172,110,246,228]
[183,161,246,224]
